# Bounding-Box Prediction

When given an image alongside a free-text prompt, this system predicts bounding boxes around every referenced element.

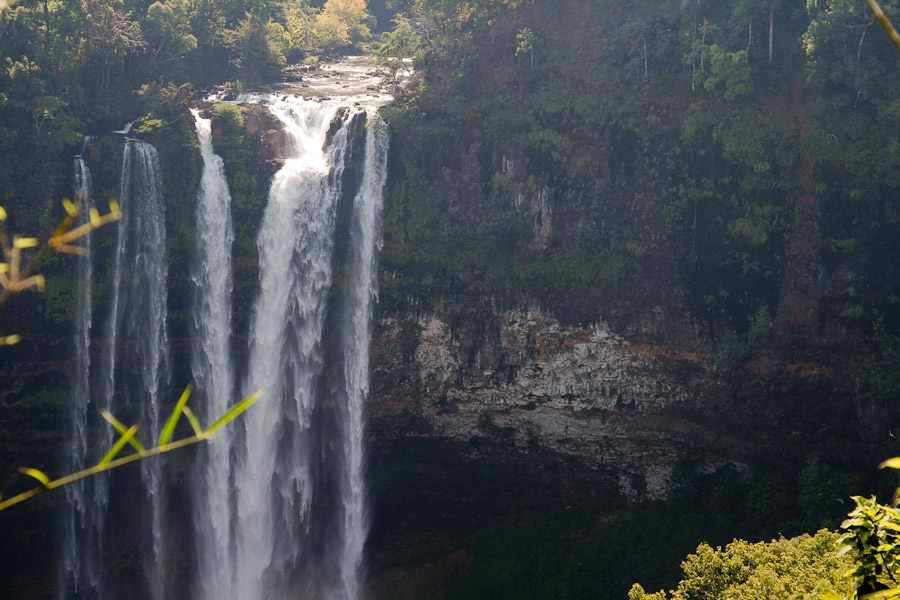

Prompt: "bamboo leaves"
[101,409,145,452]
[0,197,122,343]
[99,425,139,466]
[0,384,263,513]
[19,468,51,488]
[159,382,194,446]
[206,389,262,434]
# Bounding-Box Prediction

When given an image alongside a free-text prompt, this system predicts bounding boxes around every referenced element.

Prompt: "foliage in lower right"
[628,530,853,600]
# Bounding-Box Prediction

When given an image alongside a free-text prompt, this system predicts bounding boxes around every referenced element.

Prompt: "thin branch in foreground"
[0,386,263,513]
[866,0,900,53]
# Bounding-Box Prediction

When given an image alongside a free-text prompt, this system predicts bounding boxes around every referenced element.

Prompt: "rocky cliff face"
[371,311,707,500]
[370,95,898,504]
[367,0,900,498]
[369,302,877,501]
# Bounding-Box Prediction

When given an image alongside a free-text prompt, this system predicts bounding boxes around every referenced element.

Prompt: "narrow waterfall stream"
[62,135,170,600]
[190,109,237,600]
[337,111,389,600]
[60,140,103,600]
[63,60,390,600]
[117,139,170,600]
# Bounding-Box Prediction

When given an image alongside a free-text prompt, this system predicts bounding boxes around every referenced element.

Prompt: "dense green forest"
[372,0,900,417]
[380,0,900,326]
[0,0,380,228]
[5,0,900,357]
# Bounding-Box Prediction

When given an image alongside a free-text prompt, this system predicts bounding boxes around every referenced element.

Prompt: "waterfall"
[100,138,170,600]
[60,139,104,600]
[123,140,170,600]
[183,94,386,600]
[337,113,389,598]
[233,96,355,600]
[61,69,389,600]
[190,109,236,600]
[192,97,388,599]
[60,135,170,600]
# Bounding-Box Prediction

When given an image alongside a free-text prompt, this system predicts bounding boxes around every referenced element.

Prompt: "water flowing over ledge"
[62,60,390,600]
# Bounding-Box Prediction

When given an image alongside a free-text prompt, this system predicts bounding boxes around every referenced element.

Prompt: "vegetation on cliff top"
[376,1,900,387]
[0,0,380,234]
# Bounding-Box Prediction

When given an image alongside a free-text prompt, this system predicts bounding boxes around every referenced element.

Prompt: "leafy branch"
[0,195,121,344]
[821,459,900,600]
[0,384,263,512]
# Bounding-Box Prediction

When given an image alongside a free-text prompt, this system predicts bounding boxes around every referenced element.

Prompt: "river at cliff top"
[209,55,396,106]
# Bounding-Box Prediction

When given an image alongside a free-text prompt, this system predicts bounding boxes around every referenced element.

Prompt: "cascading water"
[233,96,360,600]
[337,112,389,599]
[62,60,390,600]
[99,138,170,600]
[60,138,105,600]
[189,92,389,599]
[122,139,170,600]
[60,133,170,600]
[190,109,236,600]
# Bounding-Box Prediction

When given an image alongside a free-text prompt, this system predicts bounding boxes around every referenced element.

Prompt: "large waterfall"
[63,64,389,600]
[199,96,389,600]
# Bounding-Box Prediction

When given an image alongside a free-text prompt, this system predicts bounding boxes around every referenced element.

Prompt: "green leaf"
[100,410,145,452]
[99,425,138,466]
[19,467,51,488]
[821,593,844,600]
[159,383,194,446]
[206,389,263,434]
[880,458,900,470]
[861,587,900,600]
[182,405,204,437]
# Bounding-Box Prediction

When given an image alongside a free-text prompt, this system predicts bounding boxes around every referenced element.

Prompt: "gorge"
[3,1,900,599]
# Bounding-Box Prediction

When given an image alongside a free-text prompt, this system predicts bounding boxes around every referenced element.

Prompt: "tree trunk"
[768,9,774,64]
[748,19,753,52]
[700,27,706,72]
[642,37,648,83]
[855,16,873,105]
[691,14,696,91]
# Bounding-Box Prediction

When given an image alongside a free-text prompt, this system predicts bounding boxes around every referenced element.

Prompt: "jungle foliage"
[376,0,900,379]
[0,0,377,233]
